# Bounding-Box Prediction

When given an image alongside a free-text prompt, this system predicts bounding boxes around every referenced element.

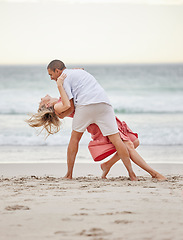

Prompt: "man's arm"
[55,99,74,119]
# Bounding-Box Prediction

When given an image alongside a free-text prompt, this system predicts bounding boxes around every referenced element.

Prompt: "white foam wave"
[1,90,183,115]
[0,113,183,146]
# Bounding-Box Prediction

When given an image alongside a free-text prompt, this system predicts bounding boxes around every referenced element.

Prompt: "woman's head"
[26,96,61,137]
[39,94,55,108]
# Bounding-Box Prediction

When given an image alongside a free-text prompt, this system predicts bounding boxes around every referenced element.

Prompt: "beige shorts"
[72,103,118,136]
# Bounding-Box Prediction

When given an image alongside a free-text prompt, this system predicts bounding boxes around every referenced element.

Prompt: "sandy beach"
[0,162,183,240]
[1,3,183,238]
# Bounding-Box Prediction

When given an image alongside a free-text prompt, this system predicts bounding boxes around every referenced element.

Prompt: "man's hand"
[57,73,67,86]
[72,68,84,70]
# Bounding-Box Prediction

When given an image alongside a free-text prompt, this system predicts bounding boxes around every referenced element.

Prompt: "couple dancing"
[27,60,166,181]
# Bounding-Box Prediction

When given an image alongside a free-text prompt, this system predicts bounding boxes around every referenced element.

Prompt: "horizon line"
[0,62,183,66]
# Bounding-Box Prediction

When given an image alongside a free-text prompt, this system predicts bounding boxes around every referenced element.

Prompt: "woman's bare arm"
[54,73,71,114]
[55,99,74,119]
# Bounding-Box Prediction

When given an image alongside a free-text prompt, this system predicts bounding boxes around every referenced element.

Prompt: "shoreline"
[1,162,183,178]
[1,145,183,164]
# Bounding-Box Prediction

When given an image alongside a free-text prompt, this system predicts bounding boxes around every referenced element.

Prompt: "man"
[47,60,137,180]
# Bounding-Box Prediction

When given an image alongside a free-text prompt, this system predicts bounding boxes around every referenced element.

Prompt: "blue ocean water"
[0,64,183,147]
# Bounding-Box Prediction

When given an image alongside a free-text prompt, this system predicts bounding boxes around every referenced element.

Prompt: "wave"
[1,92,183,115]
[1,109,183,115]
[114,108,183,114]
[0,133,182,146]
[1,113,183,146]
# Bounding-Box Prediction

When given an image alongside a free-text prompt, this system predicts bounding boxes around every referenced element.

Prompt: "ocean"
[1,64,183,164]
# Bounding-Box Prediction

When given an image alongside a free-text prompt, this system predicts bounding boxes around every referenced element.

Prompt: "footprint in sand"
[73,213,88,216]
[99,211,134,216]
[54,230,71,236]
[80,208,95,211]
[117,211,134,214]
[5,205,30,211]
[114,220,133,224]
[79,228,111,237]
[62,217,71,221]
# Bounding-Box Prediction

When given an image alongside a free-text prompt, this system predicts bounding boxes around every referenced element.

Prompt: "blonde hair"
[26,105,61,137]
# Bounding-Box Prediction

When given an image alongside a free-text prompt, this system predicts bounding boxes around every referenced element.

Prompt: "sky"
[0,0,183,65]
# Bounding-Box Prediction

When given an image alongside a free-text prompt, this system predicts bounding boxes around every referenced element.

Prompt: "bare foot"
[63,174,72,179]
[100,163,110,179]
[129,171,138,181]
[152,173,167,181]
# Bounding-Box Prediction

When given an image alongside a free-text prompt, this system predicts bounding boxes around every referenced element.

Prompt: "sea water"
[0,64,183,163]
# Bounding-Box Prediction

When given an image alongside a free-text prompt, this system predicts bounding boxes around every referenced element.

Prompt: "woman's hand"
[57,73,67,86]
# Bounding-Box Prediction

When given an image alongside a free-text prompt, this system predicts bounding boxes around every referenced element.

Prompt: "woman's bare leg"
[101,139,166,180]
[100,139,139,179]
[124,141,166,181]
[101,153,120,179]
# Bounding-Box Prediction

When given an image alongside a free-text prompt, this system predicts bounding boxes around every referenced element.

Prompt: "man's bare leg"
[64,130,83,179]
[101,139,139,178]
[107,133,137,181]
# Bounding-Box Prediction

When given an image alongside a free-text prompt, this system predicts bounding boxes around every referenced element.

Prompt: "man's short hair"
[47,60,66,72]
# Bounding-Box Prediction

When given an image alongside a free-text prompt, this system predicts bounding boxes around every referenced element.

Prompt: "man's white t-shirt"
[62,69,111,106]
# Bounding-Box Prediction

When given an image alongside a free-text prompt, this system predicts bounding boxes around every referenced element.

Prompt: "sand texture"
[0,174,183,240]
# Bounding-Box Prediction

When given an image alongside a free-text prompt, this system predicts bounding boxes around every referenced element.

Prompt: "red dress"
[58,98,138,162]
[87,117,138,161]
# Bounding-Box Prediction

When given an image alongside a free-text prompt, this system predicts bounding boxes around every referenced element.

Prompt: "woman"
[26,73,166,181]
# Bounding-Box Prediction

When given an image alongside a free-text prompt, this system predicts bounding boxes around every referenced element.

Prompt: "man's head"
[47,60,66,81]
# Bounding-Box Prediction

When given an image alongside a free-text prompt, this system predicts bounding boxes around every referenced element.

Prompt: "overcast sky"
[1,0,183,65]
